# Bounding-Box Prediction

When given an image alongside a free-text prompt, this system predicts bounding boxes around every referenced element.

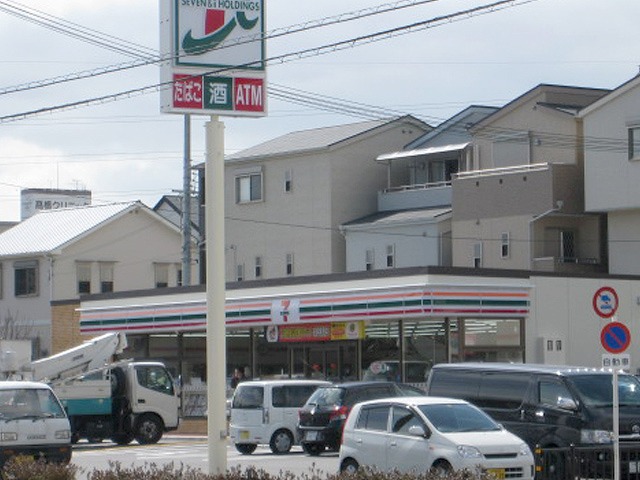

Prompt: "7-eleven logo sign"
[272,299,300,325]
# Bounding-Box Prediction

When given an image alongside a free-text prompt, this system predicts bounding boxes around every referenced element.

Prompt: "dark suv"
[297,381,424,455]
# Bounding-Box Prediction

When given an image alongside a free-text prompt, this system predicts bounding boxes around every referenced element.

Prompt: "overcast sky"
[0,0,638,222]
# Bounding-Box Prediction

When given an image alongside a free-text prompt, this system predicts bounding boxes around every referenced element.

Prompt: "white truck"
[28,333,180,445]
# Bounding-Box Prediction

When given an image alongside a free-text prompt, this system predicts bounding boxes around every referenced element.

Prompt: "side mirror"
[408,424,429,438]
[557,396,577,411]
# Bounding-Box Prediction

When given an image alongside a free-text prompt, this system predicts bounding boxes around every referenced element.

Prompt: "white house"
[0,201,197,356]
[580,75,640,275]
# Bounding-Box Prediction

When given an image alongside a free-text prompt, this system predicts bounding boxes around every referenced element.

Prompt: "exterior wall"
[453,215,532,269]
[584,81,640,212]
[345,220,451,272]
[472,87,605,170]
[51,301,82,354]
[528,275,640,372]
[0,256,52,356]
[51,210,189,300]
[225,151,333,280]
[224,122,425,281]
[608,211,640,275]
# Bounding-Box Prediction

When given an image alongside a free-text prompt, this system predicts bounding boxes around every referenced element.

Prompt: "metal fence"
[535,443,640,480]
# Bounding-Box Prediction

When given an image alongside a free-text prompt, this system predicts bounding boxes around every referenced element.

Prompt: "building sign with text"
[159,0,266,116]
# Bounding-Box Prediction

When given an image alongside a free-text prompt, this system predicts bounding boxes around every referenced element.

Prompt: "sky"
[0,0,638,222]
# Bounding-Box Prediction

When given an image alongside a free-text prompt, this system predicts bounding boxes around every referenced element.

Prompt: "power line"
[0,0,442,97]
[0,0,539,123]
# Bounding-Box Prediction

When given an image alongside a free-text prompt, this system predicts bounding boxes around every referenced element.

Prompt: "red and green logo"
[182,9,259,55]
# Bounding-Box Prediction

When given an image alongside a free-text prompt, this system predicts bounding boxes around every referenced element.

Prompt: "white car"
[339,396,534,479]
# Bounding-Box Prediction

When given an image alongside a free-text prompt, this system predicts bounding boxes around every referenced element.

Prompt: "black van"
[426,363,640,450]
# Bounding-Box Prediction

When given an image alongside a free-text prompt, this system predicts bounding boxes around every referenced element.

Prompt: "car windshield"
[569,374,640,407]
[304,387,344,407]
[418,403,501,433]
[0,388,66,420]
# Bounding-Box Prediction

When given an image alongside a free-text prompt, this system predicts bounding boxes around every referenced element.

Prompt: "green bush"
[1,458,495,480]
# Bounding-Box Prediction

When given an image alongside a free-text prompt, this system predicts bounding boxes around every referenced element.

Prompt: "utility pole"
[182,114,192,286]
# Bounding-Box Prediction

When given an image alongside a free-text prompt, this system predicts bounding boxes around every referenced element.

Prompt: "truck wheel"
[134,414,163,444]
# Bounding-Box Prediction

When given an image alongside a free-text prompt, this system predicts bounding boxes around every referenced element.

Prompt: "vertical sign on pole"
[159,1,267,474]
[594,286,624,480]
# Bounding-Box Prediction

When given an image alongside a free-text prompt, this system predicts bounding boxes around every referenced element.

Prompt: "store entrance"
[291,342,357,382]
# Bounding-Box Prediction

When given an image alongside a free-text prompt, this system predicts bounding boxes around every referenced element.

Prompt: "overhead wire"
[0,0,444,97]
[0,0,540,123]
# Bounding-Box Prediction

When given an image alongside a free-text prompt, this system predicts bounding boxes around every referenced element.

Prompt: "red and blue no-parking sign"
[601,322,631,354]
[593,286,619,319]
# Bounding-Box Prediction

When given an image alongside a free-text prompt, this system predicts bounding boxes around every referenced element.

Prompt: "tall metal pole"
[205,116,227,474]
[182,114,192,286]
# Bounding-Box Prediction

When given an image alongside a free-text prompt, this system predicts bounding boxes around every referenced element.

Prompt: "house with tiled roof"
[0,201,197,356]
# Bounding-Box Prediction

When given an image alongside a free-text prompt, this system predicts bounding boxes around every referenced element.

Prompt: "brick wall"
[50,302,84,354]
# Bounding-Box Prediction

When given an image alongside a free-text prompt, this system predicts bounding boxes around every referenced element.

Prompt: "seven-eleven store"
[77,268,531,418]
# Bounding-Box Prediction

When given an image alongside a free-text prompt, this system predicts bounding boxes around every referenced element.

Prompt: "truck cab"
[0,381,71,466]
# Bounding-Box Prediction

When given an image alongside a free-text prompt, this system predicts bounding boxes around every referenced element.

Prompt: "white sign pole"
[205,116,227,474]
[613,367,620,480]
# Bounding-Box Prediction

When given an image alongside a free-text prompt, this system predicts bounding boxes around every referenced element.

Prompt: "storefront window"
[461,318,524,362]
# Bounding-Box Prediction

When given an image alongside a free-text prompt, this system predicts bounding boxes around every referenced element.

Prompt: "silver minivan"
[229,379,329,454]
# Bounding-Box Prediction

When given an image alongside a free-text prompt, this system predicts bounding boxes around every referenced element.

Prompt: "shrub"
[0,456,79,480]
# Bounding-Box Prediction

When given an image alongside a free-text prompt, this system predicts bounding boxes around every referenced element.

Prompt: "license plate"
[240,430,250,440]
[305,431,318,441]
[486,468,505,480]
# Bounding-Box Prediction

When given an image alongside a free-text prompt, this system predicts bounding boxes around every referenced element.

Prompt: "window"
[77,262,92,295]
[286,253,294,276]
[236,263,244,282]
[386,245,395,268]
[629,126,640,160]
[365,249,374,271]
[356,405,389,431]
[500,232,510,258]
[235,172,262,203]
[284,169,293,193]
[14,260,38,297]
[473,242,482,268]
[154,263,169,288]
[255,257,262,279]
[392,405,422,435]
[134,365,174,396]
[560,230,576,262]
[99,262,114,293]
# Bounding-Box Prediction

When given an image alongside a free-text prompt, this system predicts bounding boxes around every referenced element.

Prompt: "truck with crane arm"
[28,332,180,445]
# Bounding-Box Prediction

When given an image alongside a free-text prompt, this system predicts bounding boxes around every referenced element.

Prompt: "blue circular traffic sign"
[601,322,630,354]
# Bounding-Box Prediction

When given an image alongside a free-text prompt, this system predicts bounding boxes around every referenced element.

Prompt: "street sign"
[602,353,631,369]
[601,322,631,354]
[593,286,619,318]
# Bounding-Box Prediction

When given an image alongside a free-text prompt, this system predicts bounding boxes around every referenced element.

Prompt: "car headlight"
[55,430,71,440]
[519,443,532,456]
[1,432,17,442]
[581,429,613,444]
[457,445,482,458]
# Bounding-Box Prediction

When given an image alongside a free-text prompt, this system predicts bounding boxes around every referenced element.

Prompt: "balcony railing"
[382,180,451,194]
[454,162,550,179]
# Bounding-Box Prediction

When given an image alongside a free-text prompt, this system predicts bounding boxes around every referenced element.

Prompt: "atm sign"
[172,74,265,116]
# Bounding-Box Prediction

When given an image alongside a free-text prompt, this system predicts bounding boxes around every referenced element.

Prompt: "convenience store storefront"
[77,269,531,417]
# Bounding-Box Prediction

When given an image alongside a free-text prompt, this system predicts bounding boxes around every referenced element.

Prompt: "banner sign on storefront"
[266,321,365,343]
